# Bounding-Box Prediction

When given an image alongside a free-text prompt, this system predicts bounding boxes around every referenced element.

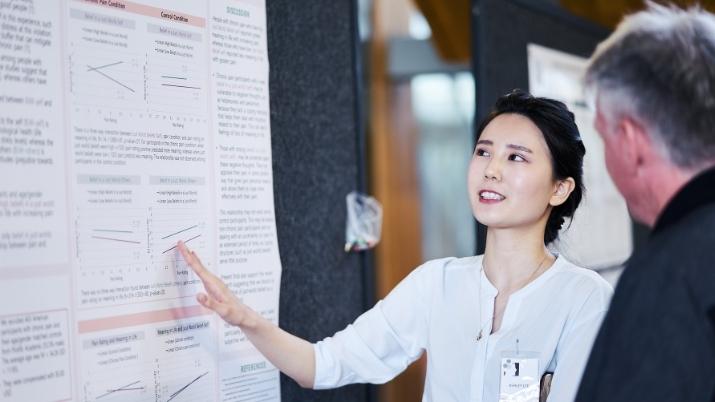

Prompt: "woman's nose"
[483,159,502,181]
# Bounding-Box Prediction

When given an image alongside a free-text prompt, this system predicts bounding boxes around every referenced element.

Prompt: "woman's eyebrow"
[477,139,532,153]
[507,144,533,153]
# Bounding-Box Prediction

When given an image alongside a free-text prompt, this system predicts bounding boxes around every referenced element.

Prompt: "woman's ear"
[550,177,576,207]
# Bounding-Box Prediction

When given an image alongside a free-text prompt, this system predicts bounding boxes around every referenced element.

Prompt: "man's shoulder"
[663,203,715,243]
[619,204,715,310]
[632,204,715,269]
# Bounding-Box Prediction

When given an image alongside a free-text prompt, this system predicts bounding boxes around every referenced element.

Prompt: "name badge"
[499,351,539,402]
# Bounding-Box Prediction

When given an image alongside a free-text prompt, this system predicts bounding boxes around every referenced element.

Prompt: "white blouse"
[312,255,613,402]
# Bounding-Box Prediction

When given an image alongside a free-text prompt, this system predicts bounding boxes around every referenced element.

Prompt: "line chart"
[154,346,214,402]
[148,208,208,270]
[166,372,208,402]
[80,353,152,402]
[161,233,201,254]
[68,44,144,109]
[146,55,206,115]
[86,61,136,93]
[76,208,146,272]
[95,380,145,400]
[161,224,199,240]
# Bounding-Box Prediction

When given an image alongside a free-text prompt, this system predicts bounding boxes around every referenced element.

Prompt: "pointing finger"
[178,241,209,278]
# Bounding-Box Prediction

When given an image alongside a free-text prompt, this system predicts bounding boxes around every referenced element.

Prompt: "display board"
[527,43,632,270]
[0,0,282,401]
[265,0,373,401]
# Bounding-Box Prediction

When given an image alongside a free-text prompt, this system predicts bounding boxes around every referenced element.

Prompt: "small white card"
[499,352,539,402]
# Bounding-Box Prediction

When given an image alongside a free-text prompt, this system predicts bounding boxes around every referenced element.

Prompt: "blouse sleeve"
[547,282,613,402]
[312,261,439,389]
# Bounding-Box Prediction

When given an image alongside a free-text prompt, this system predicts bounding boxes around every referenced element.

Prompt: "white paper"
[528,43,633,270]
[0,1,281,401]
[0,0,67,269]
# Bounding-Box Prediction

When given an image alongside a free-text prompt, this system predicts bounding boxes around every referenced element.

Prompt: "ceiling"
[561,0,715,28]
[413,0,715,64]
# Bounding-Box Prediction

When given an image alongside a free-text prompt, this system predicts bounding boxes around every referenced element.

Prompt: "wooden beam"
[413,0,471,63]
[560,0,715,29]
[370,1,427,400]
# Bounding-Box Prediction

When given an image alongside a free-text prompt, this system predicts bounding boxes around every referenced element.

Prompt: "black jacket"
[576,168,715,402]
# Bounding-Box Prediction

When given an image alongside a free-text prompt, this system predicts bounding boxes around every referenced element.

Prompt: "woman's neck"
[482,226,554,292]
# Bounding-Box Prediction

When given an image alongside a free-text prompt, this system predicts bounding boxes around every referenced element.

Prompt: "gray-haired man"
[576,3,715,401]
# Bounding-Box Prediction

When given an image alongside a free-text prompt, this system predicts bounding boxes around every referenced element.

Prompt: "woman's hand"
[177,241,253,327]
[177,241,316,388]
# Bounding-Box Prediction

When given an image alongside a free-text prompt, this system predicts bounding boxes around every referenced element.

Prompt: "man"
[576,3,715,402]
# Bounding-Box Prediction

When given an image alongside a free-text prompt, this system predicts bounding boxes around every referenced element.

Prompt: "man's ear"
[550,177,576,207]
[620,117,653,174]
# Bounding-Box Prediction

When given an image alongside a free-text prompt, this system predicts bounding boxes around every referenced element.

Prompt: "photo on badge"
[499,349,540,402]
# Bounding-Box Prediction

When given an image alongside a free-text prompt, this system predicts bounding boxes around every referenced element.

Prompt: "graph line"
[93,229,134,234]
[91,235,141,245]
[161,75,187,80]
[96,380,144,400]
[161,225,198,240]
[167,371,208,402]
[86,63,135,93]
[162,234,201,254]
[87,61,124,72]
[161,83,201,90]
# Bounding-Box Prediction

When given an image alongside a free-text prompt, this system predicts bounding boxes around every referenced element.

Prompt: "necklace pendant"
[476,330,483,342]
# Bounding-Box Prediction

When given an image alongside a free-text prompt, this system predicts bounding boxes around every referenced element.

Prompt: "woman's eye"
[509,154,526,162]
[475,148,490,157]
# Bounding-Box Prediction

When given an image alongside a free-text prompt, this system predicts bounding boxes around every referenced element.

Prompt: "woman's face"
[467,113,564,230]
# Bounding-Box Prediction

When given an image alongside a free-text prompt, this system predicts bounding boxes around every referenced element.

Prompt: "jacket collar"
[653,166,715,234]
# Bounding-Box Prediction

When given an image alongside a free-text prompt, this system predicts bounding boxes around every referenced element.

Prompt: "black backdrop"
[266,0,374,401]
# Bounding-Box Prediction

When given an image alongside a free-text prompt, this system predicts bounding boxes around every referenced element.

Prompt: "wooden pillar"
[369,0,426,401]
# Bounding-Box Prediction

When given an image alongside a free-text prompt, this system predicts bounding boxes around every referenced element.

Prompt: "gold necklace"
[476,253,550,342]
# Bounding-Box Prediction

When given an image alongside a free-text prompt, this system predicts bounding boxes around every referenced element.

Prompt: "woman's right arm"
[178,240,433,390]
[177,241,316,388]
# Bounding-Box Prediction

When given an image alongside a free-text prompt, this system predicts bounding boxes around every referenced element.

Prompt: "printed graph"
[94,380,146,401]
[68,45,144,110]
[74,207,212,306]
[82,359,152,402]
[76,208,146,272]
[86,61,136,93]
[148,208,208,271]
[166,371,208,402]
[155,351,213,402]
[146,55,206,116]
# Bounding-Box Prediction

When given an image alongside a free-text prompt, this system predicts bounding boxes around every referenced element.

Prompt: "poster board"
[527,43,632,269]
[0,1,279,401]
[1,1,372,401]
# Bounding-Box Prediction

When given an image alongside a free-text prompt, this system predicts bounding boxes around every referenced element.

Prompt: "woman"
[178,90,613,401]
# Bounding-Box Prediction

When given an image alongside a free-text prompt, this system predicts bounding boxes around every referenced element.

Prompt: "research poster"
[0,0,282,401]
[528,43,633,270]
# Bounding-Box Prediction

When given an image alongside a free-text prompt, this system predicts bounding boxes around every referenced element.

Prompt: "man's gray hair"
[585,2,715,168]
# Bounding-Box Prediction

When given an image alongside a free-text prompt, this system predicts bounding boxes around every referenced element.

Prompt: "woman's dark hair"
[476,89,586,245]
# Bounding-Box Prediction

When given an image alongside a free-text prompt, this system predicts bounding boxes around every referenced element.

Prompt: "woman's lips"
[479,190,505,204]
